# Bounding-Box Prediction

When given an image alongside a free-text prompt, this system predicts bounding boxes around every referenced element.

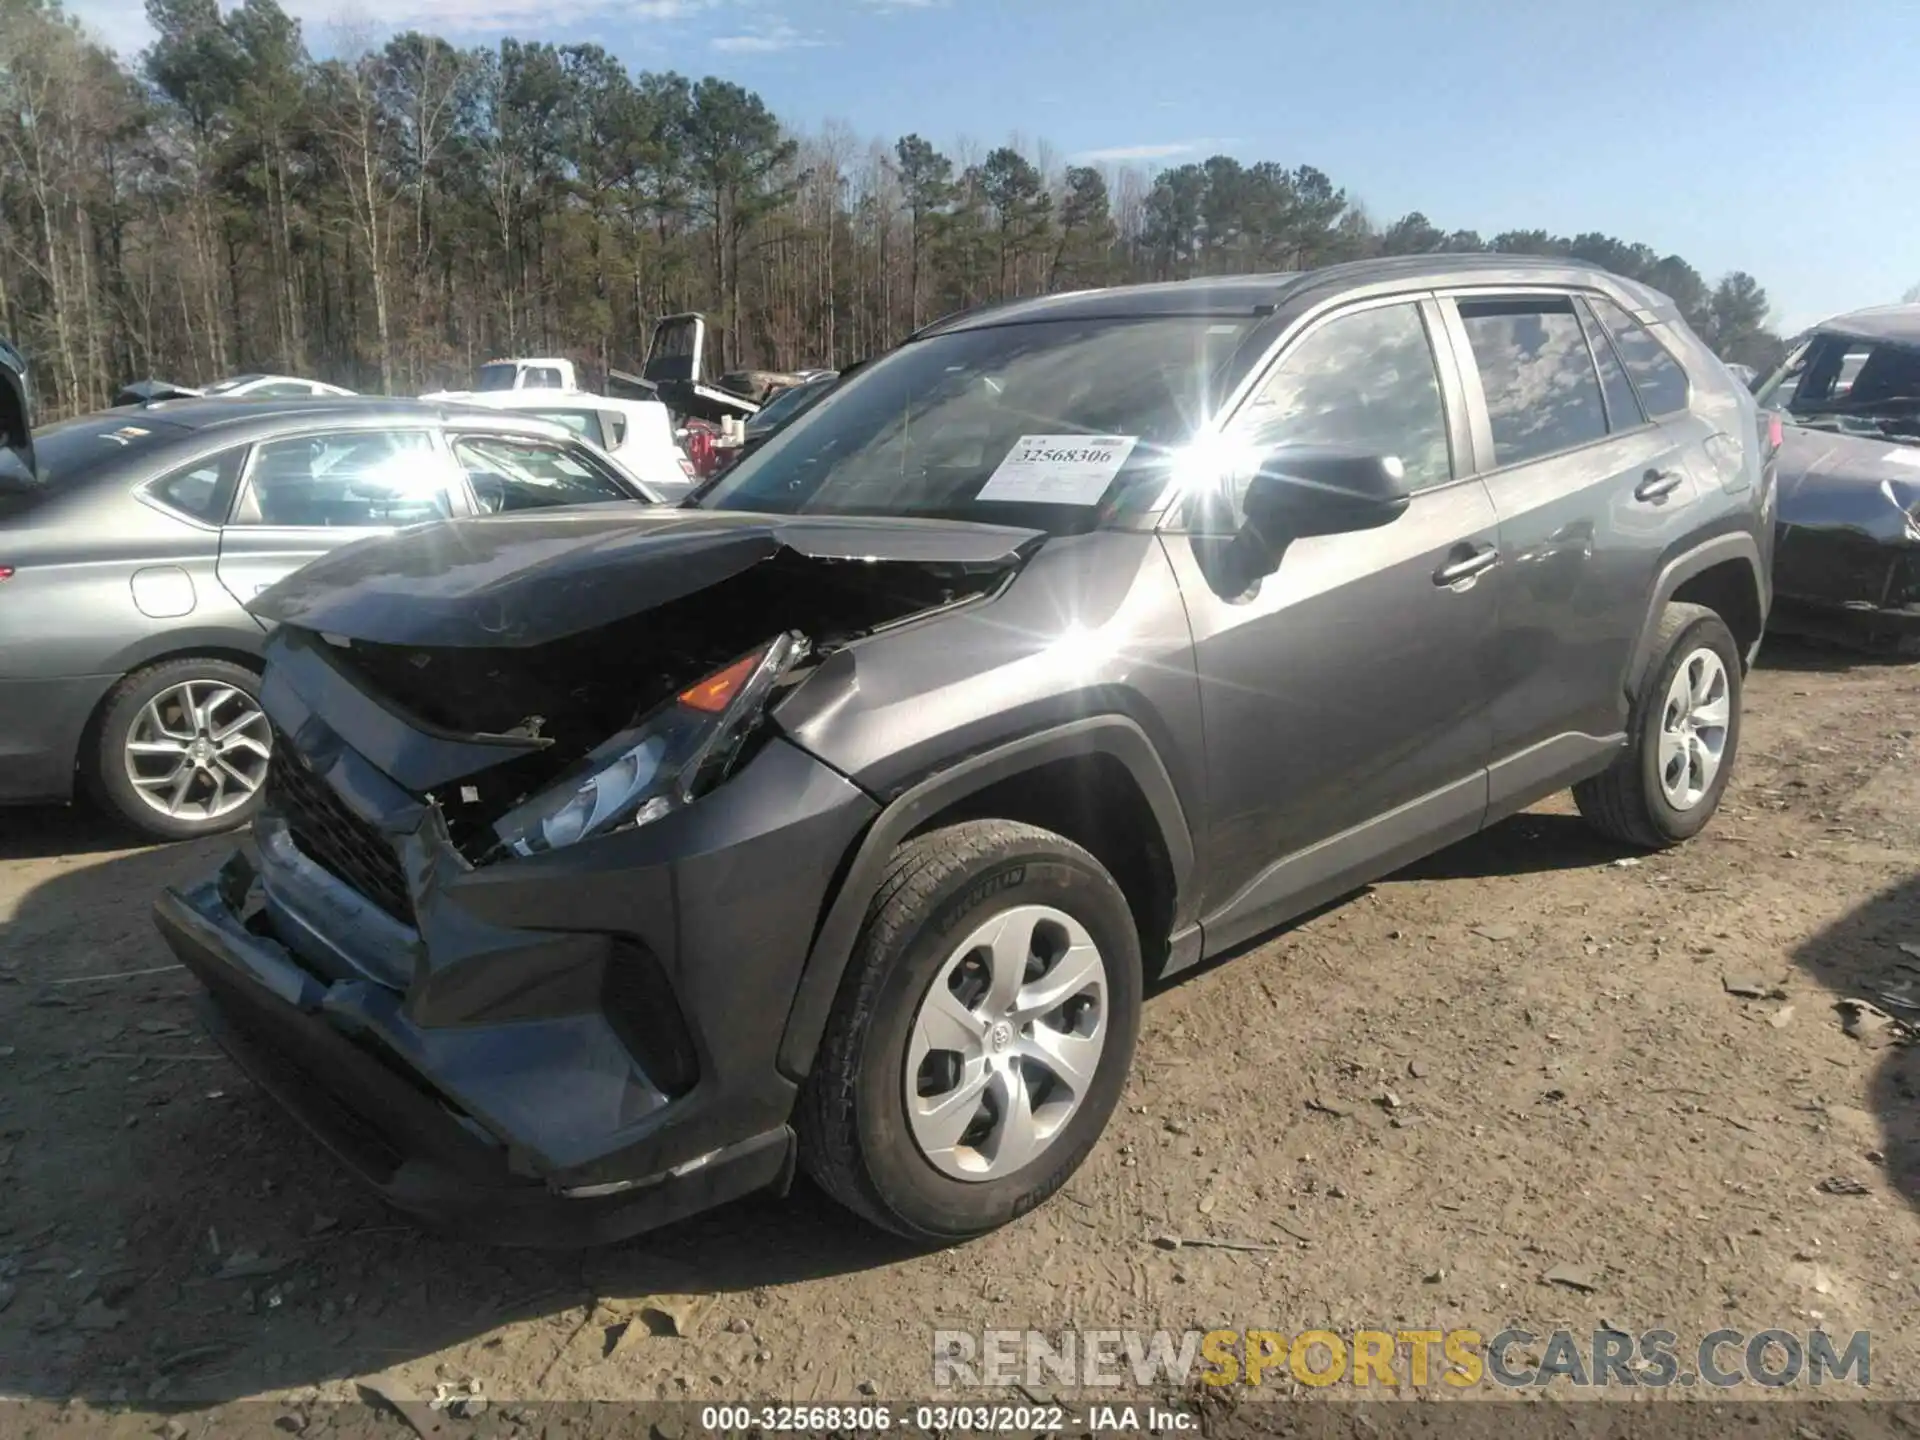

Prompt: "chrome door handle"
[1635,468,1683,502]
[1433,546,1501,587]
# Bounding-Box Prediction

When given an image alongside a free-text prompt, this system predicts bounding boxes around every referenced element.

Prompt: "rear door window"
[1577,299,1645,432]
[232,429,453,528]
[1457,296,1609,466]
[1587,296,1691,417]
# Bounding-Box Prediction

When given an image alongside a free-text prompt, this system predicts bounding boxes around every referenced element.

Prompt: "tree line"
[0,0,1790,421]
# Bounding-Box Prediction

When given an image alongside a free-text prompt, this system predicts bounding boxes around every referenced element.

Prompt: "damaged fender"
[1776,428,1920,547]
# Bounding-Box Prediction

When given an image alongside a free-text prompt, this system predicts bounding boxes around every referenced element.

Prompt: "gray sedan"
[0,396,659,838]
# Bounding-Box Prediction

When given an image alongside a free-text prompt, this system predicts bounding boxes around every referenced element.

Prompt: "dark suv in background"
[152,257,1775,1247]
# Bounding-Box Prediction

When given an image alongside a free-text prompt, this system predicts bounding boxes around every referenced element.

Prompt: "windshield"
[1760,331,1920,438]
[696,316,1254,531]
[475,363,518,392]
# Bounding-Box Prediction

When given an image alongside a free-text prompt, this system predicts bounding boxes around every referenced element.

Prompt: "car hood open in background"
[249,509,1047,649]
[1776,426,1920,546]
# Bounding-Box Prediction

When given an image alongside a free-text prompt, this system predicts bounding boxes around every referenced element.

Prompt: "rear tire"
[89,658,272,842]
[797,820,1141,1243]
[1575,603,1741,849]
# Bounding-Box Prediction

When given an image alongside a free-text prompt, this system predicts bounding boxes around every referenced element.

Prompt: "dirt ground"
[1,637,1917,1433]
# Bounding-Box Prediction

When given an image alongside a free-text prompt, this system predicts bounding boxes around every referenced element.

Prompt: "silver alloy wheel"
[904,903,1108,1182]
[1657,646,1731,812]
[124,680,272,822]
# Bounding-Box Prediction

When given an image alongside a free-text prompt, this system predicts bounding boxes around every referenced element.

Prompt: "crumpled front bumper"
[1772,522,1920,647]
[157,850,796,1248]
[151,628,880,1247]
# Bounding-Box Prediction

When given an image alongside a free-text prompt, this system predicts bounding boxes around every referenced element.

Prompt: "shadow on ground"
[7,793,1908,1405]
[1394,810,1638,882]
[1151,811,1635,992]
[0,833,927,1404]
[1788,873,1920,1218]
[0,803,151,862]
[1755,633,1918,675]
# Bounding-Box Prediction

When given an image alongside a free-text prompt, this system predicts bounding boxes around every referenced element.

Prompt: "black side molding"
[1624,531,1767,700]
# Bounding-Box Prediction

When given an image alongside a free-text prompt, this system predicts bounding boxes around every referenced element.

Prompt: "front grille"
[268,744,415,927]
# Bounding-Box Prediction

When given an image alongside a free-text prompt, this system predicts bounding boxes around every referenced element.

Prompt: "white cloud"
[1071,137,1240,164]
[62,0,714,54]
[710,18,827,52]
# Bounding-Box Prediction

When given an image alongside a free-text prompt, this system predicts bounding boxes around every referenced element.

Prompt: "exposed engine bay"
[305,549,1013,860]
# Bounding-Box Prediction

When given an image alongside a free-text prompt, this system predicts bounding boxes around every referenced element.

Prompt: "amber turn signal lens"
[678,650,763,713]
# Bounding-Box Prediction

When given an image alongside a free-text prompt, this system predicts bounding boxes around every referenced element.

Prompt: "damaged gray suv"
[152,257,1776,1247]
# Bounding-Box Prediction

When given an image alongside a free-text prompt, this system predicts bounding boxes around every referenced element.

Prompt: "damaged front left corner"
[482,631,809,863]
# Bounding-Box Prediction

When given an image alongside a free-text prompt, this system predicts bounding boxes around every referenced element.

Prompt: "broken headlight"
[490,632,806,859]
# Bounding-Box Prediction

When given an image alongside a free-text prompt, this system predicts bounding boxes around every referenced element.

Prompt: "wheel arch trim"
[1625,532,1767,702]
[774,715,1194,1081]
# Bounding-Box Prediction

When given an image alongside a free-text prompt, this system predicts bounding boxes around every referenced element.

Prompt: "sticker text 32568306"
[976,435,1140,505]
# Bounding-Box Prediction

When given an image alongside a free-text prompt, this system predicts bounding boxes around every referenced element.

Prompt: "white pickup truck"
[423,385,698,501]
[469,357,580,393]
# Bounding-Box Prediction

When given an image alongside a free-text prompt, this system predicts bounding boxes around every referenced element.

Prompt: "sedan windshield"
[696,315,1254,531]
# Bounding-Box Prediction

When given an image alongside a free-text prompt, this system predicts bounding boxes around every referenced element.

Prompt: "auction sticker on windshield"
[977,435,1140,505]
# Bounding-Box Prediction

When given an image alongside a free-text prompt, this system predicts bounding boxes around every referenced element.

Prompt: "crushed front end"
[1771,426,1920,651]
[152,511,1040,1245]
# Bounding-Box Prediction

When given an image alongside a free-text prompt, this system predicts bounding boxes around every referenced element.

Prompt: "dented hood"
[248,508,1046,648]
[1776,425,1920,545]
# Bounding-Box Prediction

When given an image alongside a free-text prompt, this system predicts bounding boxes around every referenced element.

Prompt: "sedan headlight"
[490,632,806,859]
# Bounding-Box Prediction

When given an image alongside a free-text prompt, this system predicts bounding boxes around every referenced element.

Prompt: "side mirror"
[1242,444,1411,545]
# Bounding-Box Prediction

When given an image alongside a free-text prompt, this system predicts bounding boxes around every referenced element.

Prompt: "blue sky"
[71,0,1915,333]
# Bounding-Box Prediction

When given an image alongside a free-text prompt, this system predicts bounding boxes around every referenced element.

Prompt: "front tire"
[89,658,272,842]
[797,820,1142,1243]
[1575,602,1742,848]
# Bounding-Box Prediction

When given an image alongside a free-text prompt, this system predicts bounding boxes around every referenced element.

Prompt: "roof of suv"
[921,255,1678,335]
[1814,304,1920,344]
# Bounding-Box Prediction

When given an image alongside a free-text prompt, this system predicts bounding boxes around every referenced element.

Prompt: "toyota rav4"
[153,257,1776,1247]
